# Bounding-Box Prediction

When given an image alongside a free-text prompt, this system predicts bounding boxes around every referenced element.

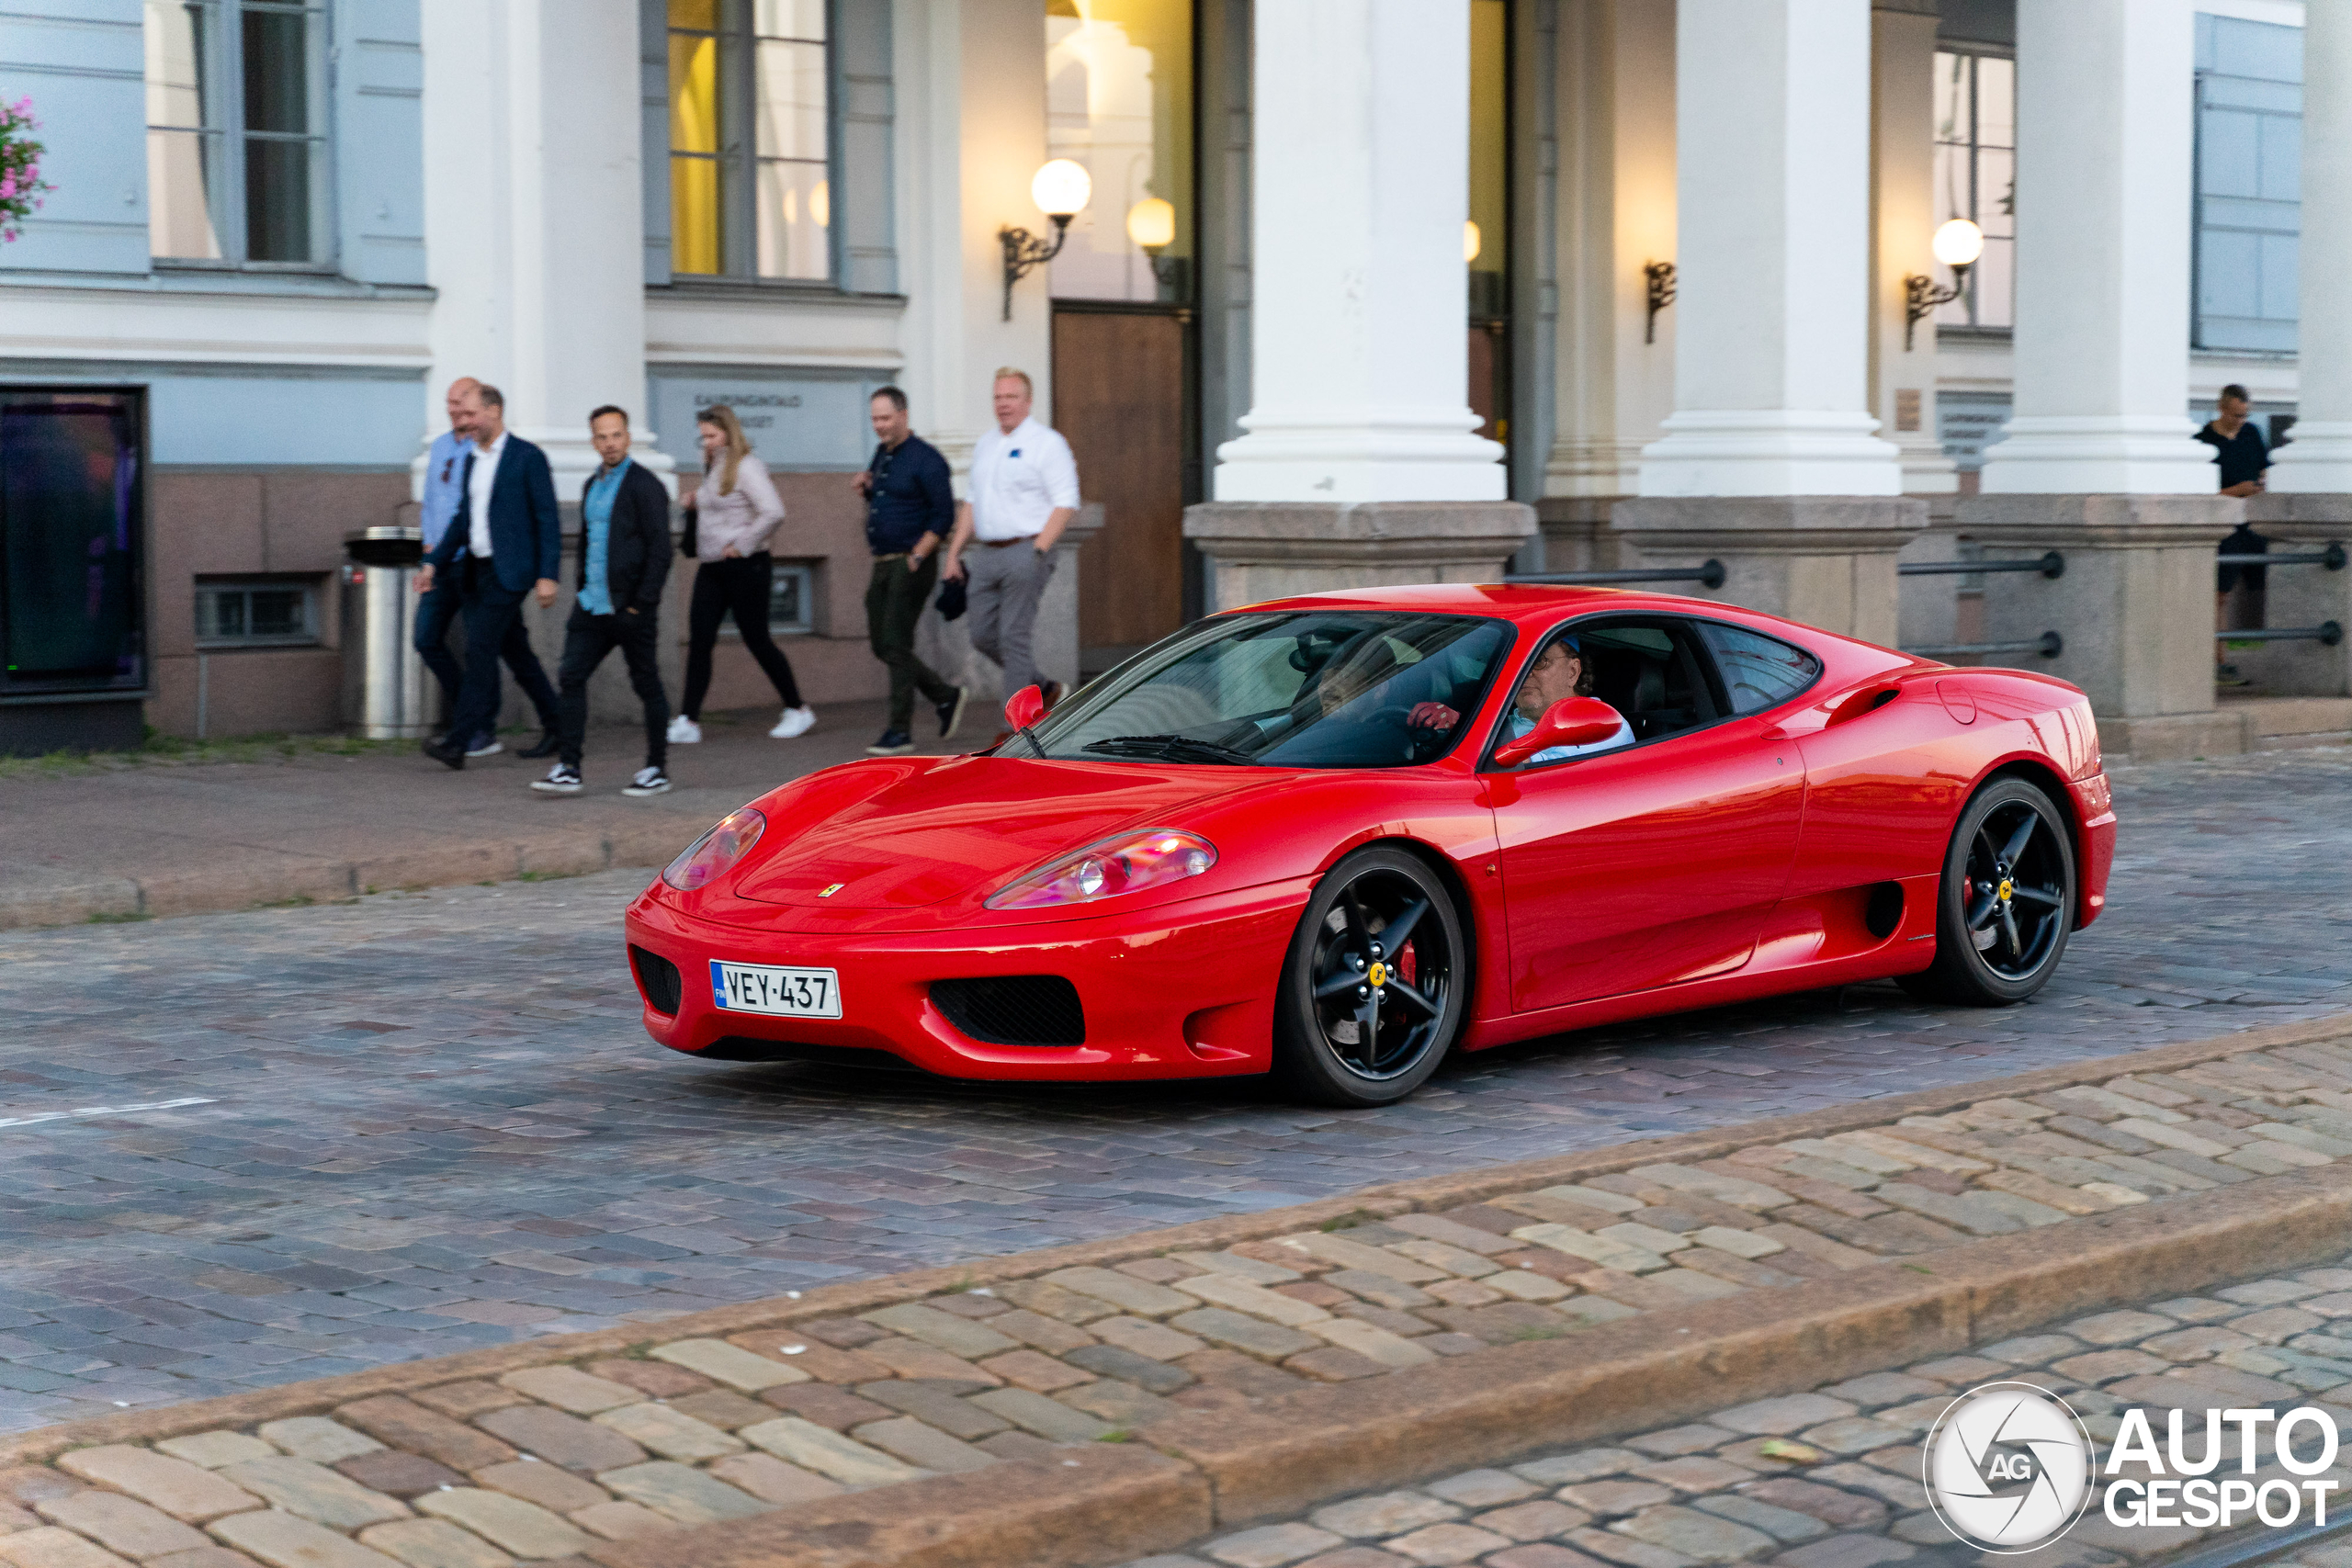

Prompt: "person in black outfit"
[853,387,966,755]
[2198,384,2271,672]
[414,385,564,770]
[533,406,673,796]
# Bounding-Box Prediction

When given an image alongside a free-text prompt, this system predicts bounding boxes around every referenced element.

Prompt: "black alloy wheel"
[1901,776,2077,1007]
[1273,846,1467,1105]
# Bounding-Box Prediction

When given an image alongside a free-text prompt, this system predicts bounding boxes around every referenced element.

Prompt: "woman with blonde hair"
[669,403,816,742]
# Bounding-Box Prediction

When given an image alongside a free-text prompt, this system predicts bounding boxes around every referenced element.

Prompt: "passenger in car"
[1408,634,1634,763]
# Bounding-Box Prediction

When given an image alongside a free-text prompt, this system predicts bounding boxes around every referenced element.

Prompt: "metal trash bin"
[342,525,433,739]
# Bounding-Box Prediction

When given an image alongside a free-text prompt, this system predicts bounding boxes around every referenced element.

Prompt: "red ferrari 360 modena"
[624,585,2115,1105]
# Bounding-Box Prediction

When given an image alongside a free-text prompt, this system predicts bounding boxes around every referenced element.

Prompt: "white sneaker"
[667,715,702,745]
[770,705,817,739]
[531,764,582,795]
[465,735,503,758]
[623,766,673,796]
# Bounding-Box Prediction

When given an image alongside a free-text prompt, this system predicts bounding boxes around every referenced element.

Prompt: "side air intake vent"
[931,976,1085,1047]
[629,944,684,1014]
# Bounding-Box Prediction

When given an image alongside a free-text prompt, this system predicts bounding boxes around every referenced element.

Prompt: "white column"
[2268,0,2352,491]
[418,0,669,498]
[1636,0,1900,498]
[1976,0,2211,494]
[1211,0,1504,502]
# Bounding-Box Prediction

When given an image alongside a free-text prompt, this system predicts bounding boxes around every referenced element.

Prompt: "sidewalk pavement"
[6,1016,2352,1568]
[0,701,977,930]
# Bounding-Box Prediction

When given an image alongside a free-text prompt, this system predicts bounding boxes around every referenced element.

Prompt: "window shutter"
[1,1,149,276]
[333,0,425,284]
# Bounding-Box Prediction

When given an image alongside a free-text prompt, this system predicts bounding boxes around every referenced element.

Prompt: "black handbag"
[935,574,967,621]
[679,501,698,558]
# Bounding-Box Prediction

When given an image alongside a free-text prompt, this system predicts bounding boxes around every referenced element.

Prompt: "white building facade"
[0,0,2329,750]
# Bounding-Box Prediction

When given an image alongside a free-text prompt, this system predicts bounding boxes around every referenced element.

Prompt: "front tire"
[1900,776,2076,1007]
[1272,846,1468,1106]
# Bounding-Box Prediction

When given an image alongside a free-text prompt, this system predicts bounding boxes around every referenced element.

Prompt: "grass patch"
[252,895,316,910]
[0,728,419,781]
[1319,1209,1380,1233]
[85,909,150,924]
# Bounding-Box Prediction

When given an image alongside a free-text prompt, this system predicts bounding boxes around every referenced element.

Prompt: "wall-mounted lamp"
[1644,260,1677,344]
[1125,196,1184,295]
[1001,159,1092,321]
[1464,220,1483,265]
[1904,218,1984,350]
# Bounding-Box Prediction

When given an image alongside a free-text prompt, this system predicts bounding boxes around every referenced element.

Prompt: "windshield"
[1025,611,1514,768]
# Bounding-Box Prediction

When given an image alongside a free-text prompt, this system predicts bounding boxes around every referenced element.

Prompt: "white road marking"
[0,1097,217,1130]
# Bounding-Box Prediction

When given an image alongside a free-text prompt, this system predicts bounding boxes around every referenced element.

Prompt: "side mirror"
[1003,685,1046,732]
[1491,696,1623,768]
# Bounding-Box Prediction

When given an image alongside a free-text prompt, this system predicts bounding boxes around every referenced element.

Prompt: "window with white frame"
[2194,14,2301,355]
[668,0,831,282]
[1932,48,2013,332]
[196,580,318,647]
[144,0,331,266]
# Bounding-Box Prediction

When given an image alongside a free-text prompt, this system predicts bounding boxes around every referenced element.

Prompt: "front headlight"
[986,829,1217,910]
[662,807,766,891]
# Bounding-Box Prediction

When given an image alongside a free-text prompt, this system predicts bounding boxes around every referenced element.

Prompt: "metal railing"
[2217,540,2347,573]
[2216,621,2344,648]
[1902,631,2065,661]
[1897,549,2066,580]
[1505,559,1726,591]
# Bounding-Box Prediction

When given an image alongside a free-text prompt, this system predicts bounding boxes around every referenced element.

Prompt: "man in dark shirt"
[2198,385,2272,678]
[854,387,965,754]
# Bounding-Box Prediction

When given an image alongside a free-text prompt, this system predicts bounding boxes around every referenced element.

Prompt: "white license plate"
[710,961,842,1019]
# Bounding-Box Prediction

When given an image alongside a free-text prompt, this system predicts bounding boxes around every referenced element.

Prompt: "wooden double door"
[1051,306,1194,661]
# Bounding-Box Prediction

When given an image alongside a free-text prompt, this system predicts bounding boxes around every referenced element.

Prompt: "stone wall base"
[2237,494,2352,698]
[1608,495,1928,645]
[1182,501,1537,612]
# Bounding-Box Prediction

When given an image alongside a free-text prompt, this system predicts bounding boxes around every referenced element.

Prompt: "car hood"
[729,754,1258,908]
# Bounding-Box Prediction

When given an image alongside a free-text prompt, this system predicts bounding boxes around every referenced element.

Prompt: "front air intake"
[930,976,1086,1047]
[629,944,684,1014]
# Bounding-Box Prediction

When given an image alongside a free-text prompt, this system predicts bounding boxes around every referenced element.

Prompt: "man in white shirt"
[941,368,1080,710]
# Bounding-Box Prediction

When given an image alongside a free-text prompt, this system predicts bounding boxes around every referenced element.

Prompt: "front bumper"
[624,878,1315,1080]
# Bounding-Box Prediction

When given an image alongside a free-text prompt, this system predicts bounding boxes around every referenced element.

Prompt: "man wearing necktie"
[413,384,564,770]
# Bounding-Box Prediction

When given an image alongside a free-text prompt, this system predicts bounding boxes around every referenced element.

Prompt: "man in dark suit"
[532,406,675,796]
[414,383,564,770]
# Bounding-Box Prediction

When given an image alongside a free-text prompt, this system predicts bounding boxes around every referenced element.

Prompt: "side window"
[1695,621,1822,715]
[1495,617,1721,767]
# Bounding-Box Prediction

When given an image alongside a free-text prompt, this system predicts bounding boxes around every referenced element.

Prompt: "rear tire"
[1272,846,1468,1106]
[1900,776,2076,1007]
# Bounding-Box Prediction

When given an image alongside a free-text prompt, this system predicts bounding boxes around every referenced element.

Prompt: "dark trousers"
[446,560,532,750]
[865,554,955,730]
[418,562,558,739]
[557,605,668,772]
[681,553,802,718]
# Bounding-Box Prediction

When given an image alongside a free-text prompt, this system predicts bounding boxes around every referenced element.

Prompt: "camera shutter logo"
[1924,1382,2096,1552]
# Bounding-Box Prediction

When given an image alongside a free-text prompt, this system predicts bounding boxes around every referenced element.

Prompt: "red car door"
[1489,617,1806,1013]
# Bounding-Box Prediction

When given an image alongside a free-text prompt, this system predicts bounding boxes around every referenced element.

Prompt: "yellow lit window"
[667,0,829,281]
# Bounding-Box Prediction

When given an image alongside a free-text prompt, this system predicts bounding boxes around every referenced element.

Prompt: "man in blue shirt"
[416,378,560,758]
[532,406,675,796]
[852,386,964,755]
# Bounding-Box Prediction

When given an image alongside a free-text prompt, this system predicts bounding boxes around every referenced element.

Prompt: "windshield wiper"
[1080,733,1255,765]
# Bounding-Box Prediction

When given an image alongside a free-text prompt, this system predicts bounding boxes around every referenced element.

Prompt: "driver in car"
[1408,634,1634,763]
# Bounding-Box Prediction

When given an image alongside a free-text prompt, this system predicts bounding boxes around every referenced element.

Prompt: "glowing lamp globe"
[1125,197,1176,250]
[1464,220,1483,264]
[1032,160,1093,220]
[1932,218,1984,269]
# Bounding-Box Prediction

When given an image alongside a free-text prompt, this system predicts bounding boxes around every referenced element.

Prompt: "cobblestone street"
[2,748,2346,1433]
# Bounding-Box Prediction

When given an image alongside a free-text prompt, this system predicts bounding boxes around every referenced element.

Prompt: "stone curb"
[568,1147,2352,1566]
[0,824,681,931]
[6,1010,2346,1472]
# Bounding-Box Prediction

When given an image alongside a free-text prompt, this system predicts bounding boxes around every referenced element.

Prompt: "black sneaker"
[622,766,672,796]
[532,764,583,795]
[866,729,916,757]
[937,685,969,740]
